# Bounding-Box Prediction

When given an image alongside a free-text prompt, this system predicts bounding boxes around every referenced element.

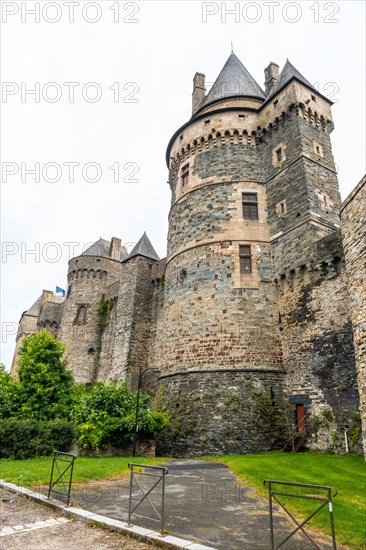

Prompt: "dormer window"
[181,163,189,186]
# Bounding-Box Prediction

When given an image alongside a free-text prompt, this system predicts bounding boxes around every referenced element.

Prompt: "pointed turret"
[125,232,159,261]
[197,52,265,113]
[264,59,331,104]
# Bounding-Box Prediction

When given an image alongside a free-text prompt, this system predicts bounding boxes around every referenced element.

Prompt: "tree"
[0,364,19,419]
[17,331,74,421]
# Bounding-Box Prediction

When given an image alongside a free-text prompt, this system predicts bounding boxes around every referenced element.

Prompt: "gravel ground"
[0,488,157,550]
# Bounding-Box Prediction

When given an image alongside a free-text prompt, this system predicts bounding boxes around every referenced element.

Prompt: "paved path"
[71,459,344,549]
[0,487,154,550]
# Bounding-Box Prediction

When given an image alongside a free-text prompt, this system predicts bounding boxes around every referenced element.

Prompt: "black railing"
[48,451,76,506]
[128,463,168,534]
[264,479,337,549]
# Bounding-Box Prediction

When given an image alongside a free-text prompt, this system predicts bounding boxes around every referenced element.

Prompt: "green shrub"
[70,382,169,450]
[0,420,76,460]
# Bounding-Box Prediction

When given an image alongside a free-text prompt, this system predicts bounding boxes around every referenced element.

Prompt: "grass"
[0,456,166,487]
[1,451,365,548]
[202,451,366,549]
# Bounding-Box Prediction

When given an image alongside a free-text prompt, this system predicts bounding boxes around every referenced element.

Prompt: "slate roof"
[81,238,128,261]
[200,52,266,111]
[25,295,43,317]
[125,232,159,261]
[264,60,320,104]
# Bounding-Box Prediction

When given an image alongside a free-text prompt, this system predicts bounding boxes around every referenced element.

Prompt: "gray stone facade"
[11,52,365,457]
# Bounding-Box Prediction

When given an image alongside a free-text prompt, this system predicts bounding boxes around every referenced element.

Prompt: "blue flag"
[55,286,66,297]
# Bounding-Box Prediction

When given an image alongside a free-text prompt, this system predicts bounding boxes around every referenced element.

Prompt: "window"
[180,134,184,140]
[276,147,283,162]
[242,193,258,220]
[205,119,211,125]
[181,163,189,186]
[76,304,87,324]
[316,145,320,154]
[239,245,252,274]
[238,114,245,120]
[311,94,316,102]
[273,99,279,107]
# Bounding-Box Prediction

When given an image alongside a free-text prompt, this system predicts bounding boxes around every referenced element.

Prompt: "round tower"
[59,238,124,383]
[155,53,286,456]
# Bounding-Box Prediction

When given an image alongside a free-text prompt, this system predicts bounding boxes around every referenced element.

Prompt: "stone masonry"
[11,51,365,457]
[341,175,366,457]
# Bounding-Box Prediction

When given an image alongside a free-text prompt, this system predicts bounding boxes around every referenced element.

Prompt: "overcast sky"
[1,0,365,370]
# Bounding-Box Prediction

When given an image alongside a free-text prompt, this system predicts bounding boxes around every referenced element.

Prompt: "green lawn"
[203,452,366,549]
[0,456,166,487]
[1,452,365,548]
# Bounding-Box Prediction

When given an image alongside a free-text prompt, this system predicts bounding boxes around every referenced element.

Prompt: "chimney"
[109,237,122,261]
[264,62,279,94]
[41,290,54,304]
[192,72,206,115]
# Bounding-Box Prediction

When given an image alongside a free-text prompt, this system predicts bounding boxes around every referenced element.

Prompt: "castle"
[12,52,366,457]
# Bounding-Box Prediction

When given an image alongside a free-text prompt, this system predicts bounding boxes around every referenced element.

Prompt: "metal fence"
[48,451,76,506]
[128,463,168,534]
[264,479,337,550]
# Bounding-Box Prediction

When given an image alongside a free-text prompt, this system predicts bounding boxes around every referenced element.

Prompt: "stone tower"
[58,238,126,383]
[152,52,360,455]
[154,53,286,455]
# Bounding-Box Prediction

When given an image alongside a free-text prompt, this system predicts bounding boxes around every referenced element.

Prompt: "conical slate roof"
[200,52,266,111]
[82,238,111,258]
[81,238,128,261]
[265,60,319,103]
[125,232,159,261]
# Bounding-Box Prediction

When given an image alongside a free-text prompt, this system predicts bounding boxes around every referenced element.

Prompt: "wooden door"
[296,404,306,432]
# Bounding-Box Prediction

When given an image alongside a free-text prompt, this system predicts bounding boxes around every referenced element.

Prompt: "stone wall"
[154,369,287,456]
[59,255,122,383]
[341,175,366,457]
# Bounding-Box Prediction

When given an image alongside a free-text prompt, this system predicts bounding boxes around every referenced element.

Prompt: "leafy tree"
[0,364,20,418]
[16,331,74,421]
[70,382,169,450]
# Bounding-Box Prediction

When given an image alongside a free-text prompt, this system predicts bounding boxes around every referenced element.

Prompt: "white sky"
[1,0,365,370]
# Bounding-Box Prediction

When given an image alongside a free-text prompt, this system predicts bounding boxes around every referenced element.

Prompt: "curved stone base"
[154,369,288,457]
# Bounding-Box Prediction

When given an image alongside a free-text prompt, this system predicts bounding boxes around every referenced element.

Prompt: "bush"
[0,420,76,460]
[70,382,169,450]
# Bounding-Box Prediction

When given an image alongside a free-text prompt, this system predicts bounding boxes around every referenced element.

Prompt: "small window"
[280,202,285,214]
[239,245,252,274]
[76,304,87,324]
[205,119,211,125]
[316,145,320,154]
[242,193,258,221]
[311,94,316,102]
[323,195,328,207]
[276,147,283,162]
[180,134,184,140]
[238,114,245,120]
[273,99,279,107]
[181,163,189,186]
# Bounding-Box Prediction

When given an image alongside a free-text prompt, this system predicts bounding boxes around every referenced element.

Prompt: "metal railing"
[283,418,307,452]
[264,479,337,550]
[47,451,76,506]
[128,463,168,534]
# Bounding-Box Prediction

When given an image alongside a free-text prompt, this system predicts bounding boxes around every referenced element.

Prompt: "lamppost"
[132,366,159,457]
